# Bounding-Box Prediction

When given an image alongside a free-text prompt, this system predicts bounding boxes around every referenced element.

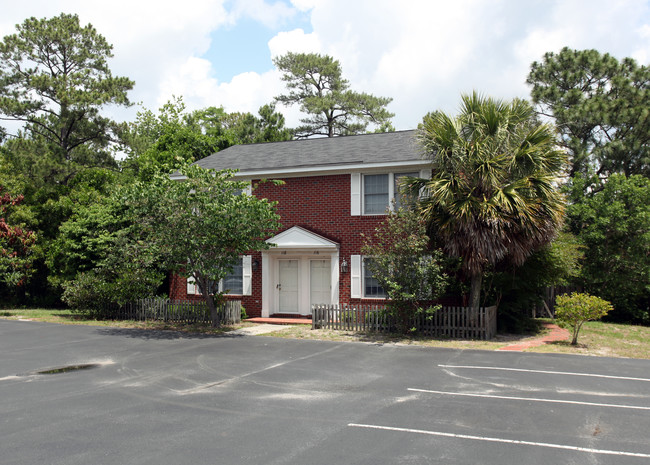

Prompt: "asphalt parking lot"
[2,319,649,465]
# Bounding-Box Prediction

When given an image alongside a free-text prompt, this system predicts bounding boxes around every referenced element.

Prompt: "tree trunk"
[196,273,221,328]
[205,293,221,329]
[469,273,482,323]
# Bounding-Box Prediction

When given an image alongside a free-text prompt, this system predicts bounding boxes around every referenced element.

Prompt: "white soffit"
[266,226,339,250]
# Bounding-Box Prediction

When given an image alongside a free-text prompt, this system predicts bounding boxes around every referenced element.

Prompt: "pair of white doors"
[278,259,330,313]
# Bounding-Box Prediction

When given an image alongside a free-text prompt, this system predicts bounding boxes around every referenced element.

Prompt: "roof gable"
[266,226,338,250]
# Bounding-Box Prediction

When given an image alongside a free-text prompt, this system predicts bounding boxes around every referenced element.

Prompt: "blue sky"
[2,0,650,132]
[204,5,312,82]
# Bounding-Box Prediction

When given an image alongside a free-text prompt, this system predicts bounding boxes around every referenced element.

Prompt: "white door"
[310,260,331,306]
[278,260,299,312]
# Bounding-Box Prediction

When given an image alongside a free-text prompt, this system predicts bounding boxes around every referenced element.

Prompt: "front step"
[245,317,312,325]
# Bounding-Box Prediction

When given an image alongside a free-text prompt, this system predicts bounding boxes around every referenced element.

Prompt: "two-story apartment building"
[169,130,430,318]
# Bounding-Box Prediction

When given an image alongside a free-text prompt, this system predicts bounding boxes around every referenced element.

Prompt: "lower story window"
[187,255,251,296]
[222,258,243,295]
[363,258,386,298]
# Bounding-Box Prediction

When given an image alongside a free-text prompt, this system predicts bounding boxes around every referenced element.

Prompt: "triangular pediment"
[266,226,338,249]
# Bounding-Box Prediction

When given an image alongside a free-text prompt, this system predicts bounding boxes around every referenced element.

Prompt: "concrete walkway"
[230,323,295,336]
[498,322,570,351]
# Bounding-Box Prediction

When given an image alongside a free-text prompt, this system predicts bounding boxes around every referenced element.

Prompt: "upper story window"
[360,172,419,215]
[363,174,389,214]
[393,172,419,210]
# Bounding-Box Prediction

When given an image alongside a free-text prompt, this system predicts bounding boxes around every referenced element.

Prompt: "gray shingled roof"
[193,129,421,173]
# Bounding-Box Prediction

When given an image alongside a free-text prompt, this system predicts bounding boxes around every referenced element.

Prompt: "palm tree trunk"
[469,273,482,323]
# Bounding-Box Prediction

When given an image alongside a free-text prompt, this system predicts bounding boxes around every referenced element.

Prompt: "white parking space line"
[408,388,650,411]
[349,423,650,459]
[439,365,650,383]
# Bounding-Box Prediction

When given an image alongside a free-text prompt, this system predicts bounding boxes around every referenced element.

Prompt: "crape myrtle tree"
[362,208,448,333]
[0,186,36,286]
[410,93,567,314]
[527,47,650,184]
[126,165,282,327]
[273,52,394,138]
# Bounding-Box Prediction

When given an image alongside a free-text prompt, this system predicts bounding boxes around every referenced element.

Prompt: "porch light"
[340,259,349,273]
[252,259,260,271]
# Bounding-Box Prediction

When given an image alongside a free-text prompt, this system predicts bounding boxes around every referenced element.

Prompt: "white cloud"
[1,0,649,134]
[268,28,322,57]
[230,0,297,28]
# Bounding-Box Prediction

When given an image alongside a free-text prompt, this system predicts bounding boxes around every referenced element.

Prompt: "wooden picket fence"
[99,298,241,324]
[312,303,497,340]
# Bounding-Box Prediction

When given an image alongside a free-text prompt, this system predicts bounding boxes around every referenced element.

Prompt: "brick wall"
[170,173,389,317]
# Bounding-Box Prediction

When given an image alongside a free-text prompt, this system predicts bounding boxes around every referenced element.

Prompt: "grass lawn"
[2,309,649,359]
[530,320,650,359]
[0,308,250,335]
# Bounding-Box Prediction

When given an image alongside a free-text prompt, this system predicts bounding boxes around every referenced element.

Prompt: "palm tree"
[411,92,566,312]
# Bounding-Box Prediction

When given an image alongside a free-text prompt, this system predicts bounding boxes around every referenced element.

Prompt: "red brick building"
[169,130,430,318]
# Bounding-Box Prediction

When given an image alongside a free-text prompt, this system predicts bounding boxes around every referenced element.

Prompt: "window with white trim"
[222,257,243,294]
[363,257,386,298]
[350,255,386,299]
[393,172,419,209]
[186,256,252,296]
[363,174,389,214]
[351,171,427,216]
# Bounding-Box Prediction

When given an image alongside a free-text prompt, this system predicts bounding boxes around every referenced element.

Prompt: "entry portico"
[261,226,340,317]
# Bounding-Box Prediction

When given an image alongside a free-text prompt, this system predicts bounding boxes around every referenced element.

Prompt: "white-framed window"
[350,255,386,299]
[232,181,252,197]
[222,257,244,294]
[393,172,419,209]
[351,170,428,216]
[363,257,386,298]
[187,255,252,296]
[363,174,389,214]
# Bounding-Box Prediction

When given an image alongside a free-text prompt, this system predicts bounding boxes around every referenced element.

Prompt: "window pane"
[394,172,419,209]
[363,258,386,298]
[223,258,243,295]
[364,174,388,214]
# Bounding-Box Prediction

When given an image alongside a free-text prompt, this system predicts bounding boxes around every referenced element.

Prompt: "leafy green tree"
[255,103,294,142]
[411,92,567,313]
[555,292,612,345]
[362,208,448,333]
[0,186,36,286]
[122,99,292,181]
[567,174,650,323]
[0,14,134,304]
[0,13,134,161]
[46,184,130,288]
[61,233,165,314]
[527,47,650,182]
[125,165,281,327]
[273,52,393,138]
[0,133,127,305]
[486,231,584,331]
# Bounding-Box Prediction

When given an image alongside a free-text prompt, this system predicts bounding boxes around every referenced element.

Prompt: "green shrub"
[362,208,448,333]
[555,292,613,345]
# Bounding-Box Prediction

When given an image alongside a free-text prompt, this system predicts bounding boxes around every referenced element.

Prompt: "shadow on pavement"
[94,327,246,340]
